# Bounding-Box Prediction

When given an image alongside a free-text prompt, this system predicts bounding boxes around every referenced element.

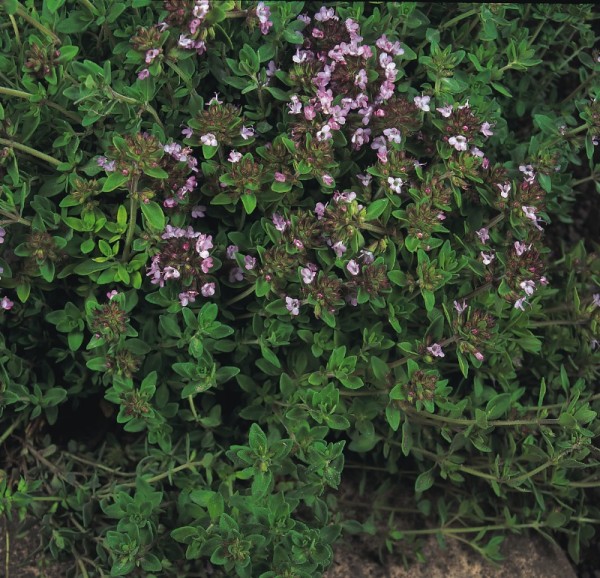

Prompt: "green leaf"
[241,193,257,214]
[249,423,267,452]
[415,468,435,492]
[143,166,169,179]
[486,393,512,420]
[102,172,129,192]
[365,198,388,221]
[386,404,401,432]
[140,201,166,230]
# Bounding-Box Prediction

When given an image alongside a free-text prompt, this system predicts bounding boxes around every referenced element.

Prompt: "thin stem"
[0,414,25,446]
[0,209,31,227]
[439,8,479,31]
[9,14,20,46]
[122,183,139,263]
[529,320,586,328]
[0,86,31,99]
[188,396,198,421]
[572,174,597,187]
[225,284,256,306]
[15,3,61,45]
[61,452,136,477]
[0,137,61,166]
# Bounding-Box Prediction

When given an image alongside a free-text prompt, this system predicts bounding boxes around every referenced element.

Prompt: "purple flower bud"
[138,68,150,80]
[229,267,244,283]
[1,296,14,310]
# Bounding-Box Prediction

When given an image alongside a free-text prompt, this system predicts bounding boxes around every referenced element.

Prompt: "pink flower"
[138,68,150,80]
[322,174,334,186]
[332,241,347,257]
[201,257,214,274]
[522,206,544,230]
[195,234,213,258]
[448,135,468,151]
[346,260,360,276]
[593,294,600,308]
[272,213,288,232]
[351,127,371,149]
[301,267,316,284]
[314,6,337,22]
[427,343,445,358]
[226,245,239,260]
[519,164,536,183]
[497,182,511,199]
[316,124,332,141]
[274,172,286,182]
[285,296,300,316]
[454,299,467,314]
[228,150,242,163]
[514,241,530,256]
[474,351,484,361]
[480,251,495,265]
[97,156,115,172]
[383,127,402,143]
[476,228,490,244]
[201,283,216,297]
[106,290,119,300]
[303,105,316,120]
[240,126,254,140]
[315,202,327,219]
[288,96,302,114]
[244,255,256,270]
[293,239,304,249]
[436,105,453,118]
[191,205,207,218]
[1,296,14,310]
[520,280,535,296]
[256,1,273,34]
[357,174,372,187]
[145,48,160,64]
[514,297,527,311]
[480,122,494,137]
[414,95,431,112]
[200,133,218,146]
[229,267,244,283]
[163,266,181,280]
[179,290,198,306]
[471,147,484,158]
[0,228,5,243]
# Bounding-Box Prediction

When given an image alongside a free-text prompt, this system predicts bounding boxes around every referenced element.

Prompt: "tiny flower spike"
[427,343,445,357]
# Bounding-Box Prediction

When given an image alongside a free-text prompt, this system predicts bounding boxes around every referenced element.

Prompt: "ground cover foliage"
[0,1,599,576]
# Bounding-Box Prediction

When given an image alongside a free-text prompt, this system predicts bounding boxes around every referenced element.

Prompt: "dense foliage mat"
[0,2,599,576]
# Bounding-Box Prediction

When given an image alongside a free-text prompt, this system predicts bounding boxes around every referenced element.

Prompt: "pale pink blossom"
[593,294,600,308]
[514,297,527,311]
[179,290,198,306]
[272,213,288,232]
[138,68,150,80]
[226,245,239,260]
[383,127,402,143]
[301,267,316,284]
[347,260,360,276]
[436,105,453,118]
[145,48,160,63]
[332,241,347,257]
[106,290,119,300]
[520,280,536,296]
[474,351,484,361]
[427,343,445,358]
[514,241,530,256]
[244,255,256,270]
[388,177,404,194]
[497,182,511,199]
[200,133,218,146]
[229,267,244,283]
[228,150,242,163]
[448,135,468,151]
[315,202,327,219]
[481,251,495,265]
[1,296,14,310]
[240,126,254,140]
[195,234,213,258]
[454,299,467,314]
[476,228,490,244]
[285,296,300,316]
[322,174,334,186]
[414,95,431,112]
[480,122,494,137]
[192,205,207,218]
[163,266,181,280]
[201,283,215,297]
